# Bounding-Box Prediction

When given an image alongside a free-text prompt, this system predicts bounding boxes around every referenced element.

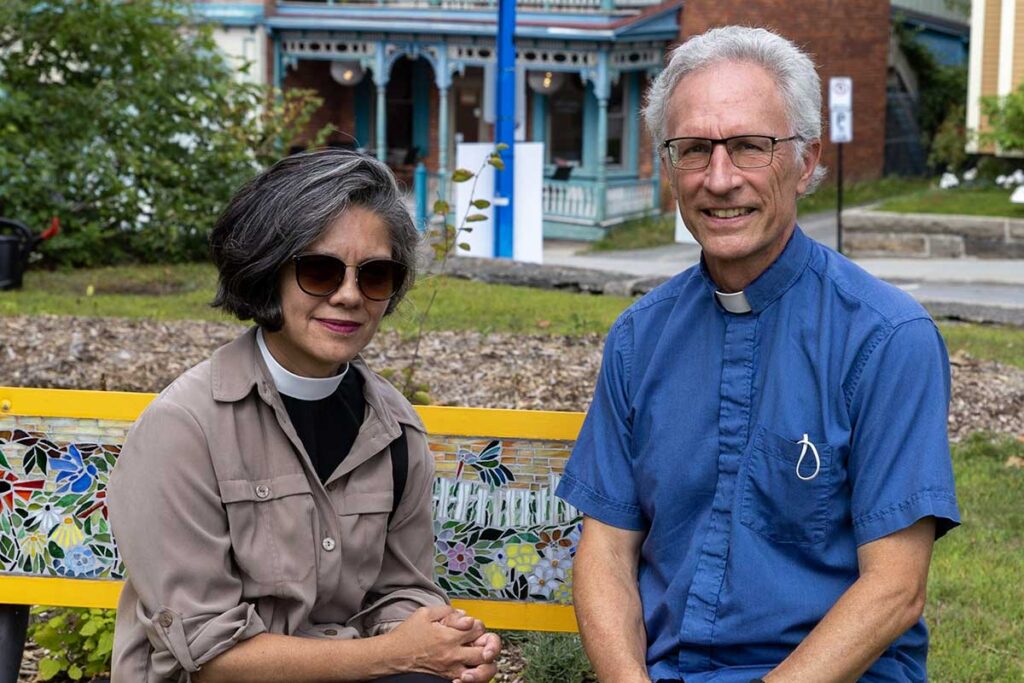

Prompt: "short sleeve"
[846,318,960,546]
[108,398,266,679]
[556,316,646,530]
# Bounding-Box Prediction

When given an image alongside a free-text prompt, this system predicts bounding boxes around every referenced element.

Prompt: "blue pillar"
[649,69,662,213]
[414,162,429,231]
[494,0,516,259]
[273,36,283,90]
[594,53,610,224]
[435,50,453,210]
[582,85,597,172]
[531,91,546,144]
[374,42,389,162]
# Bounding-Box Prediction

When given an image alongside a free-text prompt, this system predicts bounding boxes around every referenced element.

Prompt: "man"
[556,26,959,683]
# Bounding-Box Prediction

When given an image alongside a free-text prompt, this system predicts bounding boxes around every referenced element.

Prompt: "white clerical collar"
[256,328,348,400]
[715,290,753,314]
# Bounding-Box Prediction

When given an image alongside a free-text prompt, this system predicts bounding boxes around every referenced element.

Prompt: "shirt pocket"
[739,426,832,547]
[337,491,392,592]
[220,473,318,588]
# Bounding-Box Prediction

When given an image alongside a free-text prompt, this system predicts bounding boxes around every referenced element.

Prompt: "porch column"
[649,68,662,213]
[595,53,610,223]
[435,49,453,203]
[272,36,283,91]
[374,42,389,162]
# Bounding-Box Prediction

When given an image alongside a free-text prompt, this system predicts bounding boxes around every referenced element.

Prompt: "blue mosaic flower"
[55,544,101,578]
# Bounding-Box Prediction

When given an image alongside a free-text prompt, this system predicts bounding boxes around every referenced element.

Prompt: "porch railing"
[281,0,663,12]
[543,177,656,223]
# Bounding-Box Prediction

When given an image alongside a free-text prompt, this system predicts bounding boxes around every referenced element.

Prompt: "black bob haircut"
[209,149,419,330]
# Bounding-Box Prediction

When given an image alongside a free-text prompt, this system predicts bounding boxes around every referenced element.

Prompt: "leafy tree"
[0,0,325,266]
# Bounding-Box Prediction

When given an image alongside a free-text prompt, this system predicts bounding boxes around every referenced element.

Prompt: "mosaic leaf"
[478,528,504,542]
[0,448,10,471]
[24,445,47,476]
[47,541,64,560]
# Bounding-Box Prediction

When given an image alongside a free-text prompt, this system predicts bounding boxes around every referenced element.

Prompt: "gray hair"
[643,26,827,192]
[210,149,419,329]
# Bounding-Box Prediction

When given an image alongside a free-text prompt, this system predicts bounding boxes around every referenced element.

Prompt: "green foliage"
[980,81,1024,152]
[0,0,325,267]
[876,186,1024,219]
[29,607,117,681]
[929,103,969,172]
[521,632,595,682]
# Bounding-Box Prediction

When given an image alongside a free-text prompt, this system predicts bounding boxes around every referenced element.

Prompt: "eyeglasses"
[662,134,803,171]
[292,254,407,301]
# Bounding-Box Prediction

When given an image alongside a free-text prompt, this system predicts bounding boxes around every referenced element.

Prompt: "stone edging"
[842,208,1024,259]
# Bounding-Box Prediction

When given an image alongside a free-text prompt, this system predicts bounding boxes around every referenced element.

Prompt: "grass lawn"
[927,435,1024,680]
[2,263,1023,365]
[0,264,633,336]
[876,186,1024,218]
[590,176,933,252]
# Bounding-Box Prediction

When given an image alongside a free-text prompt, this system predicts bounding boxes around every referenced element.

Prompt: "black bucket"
[0,219,40,291]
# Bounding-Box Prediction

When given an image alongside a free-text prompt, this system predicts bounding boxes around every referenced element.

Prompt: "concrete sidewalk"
[540,211,1024,326]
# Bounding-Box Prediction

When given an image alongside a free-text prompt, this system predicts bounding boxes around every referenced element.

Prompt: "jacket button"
[322,537,336,551]
[158,612,174,628]
[255,485,271,499]
[324,628,338,636]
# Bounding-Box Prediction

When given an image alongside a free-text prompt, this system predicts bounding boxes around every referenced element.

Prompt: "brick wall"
[678,0,890,181]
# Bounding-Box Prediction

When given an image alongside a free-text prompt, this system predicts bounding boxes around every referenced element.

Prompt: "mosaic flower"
[526,562,563,599]
[18,530,48,560]
[445,542,474,574]
[0,470,45,513]
[532,555,568,583]
[26,498,63,532]
[483,562,507,590]
[504,543,540,573]
[50,445,99,494]
[553,568,573,605]
[56,544,100,577]
[545,546,572,576]
[536,528,574,551]
[50,516,85,549]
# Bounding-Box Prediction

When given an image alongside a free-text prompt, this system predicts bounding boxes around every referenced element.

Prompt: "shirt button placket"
[680,314,757,670]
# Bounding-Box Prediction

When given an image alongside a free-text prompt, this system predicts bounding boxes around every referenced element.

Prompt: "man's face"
[663,60,821,291]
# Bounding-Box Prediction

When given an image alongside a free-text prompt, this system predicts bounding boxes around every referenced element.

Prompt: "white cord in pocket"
[796,433,820,481]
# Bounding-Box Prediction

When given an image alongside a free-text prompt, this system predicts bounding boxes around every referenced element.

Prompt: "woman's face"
[263,206,394,377]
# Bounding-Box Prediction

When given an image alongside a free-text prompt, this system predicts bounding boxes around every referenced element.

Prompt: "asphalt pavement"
[542,211,1024,326]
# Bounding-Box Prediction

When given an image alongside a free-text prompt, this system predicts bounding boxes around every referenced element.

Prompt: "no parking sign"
[829,77,853,143]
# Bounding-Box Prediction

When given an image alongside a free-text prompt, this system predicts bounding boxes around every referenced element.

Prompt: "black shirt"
[281,368,366,484]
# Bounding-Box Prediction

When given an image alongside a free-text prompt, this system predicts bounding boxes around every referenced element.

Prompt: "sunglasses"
[292,254,407,302]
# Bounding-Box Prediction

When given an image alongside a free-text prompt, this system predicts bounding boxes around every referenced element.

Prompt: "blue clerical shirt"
[556,227,960,682]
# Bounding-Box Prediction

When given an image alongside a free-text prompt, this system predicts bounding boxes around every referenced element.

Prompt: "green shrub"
[28,607,116,681]
[521,632,595,682]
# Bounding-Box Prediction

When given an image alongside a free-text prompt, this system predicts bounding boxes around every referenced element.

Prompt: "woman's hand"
[439,610,502,683]
[385,605,496,681]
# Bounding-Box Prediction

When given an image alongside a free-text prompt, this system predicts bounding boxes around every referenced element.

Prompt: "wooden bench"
[0,386,584,680]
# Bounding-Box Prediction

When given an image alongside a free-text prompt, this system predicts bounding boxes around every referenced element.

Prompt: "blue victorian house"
[195,0,680,240]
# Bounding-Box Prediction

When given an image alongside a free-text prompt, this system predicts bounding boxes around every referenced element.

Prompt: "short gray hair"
[643,26,827,192]
[210,149,419,329]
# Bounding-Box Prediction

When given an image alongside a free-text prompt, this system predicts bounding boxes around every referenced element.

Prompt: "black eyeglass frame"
[291,254,407,302]
[661,134,804,170]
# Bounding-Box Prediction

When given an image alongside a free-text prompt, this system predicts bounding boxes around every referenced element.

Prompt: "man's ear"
[795,138,822,195]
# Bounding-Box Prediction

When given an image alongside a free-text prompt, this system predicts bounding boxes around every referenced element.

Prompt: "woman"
[108,150,500,683]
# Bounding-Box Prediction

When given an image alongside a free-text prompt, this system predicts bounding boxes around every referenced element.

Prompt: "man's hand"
[385,605,493,681]
[440,609,502,683]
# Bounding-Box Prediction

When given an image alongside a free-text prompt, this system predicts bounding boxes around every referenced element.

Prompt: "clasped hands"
[386,605,501,683]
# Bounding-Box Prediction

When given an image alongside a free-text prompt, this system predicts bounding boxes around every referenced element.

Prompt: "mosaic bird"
[50,445,98,494]
[455,439,514,488]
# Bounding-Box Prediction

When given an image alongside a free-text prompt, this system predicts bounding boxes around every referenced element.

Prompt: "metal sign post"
[829,77,853,254]
[493,0,516,259]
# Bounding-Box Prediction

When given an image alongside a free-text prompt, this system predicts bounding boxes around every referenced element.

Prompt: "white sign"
[829,77,853,144]
[454,142,544,263]
[830,109,853,144]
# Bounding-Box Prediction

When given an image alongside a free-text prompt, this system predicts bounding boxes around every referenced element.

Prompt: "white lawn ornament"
[962,168,978,182]
[938,172,959,189]
[1010,185,1024,204]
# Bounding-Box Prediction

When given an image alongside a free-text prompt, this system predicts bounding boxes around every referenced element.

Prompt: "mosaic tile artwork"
[0,419,582,604]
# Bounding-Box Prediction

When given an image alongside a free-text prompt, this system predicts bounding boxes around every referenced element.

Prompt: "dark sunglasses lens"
[358,260,406,301]
[296,255,345,295]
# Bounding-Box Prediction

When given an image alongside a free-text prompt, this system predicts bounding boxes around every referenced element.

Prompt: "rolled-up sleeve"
[109,398,266,679]
[348,430,447,636]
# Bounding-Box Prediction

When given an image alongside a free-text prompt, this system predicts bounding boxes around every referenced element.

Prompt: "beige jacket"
[108,328,446,682]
